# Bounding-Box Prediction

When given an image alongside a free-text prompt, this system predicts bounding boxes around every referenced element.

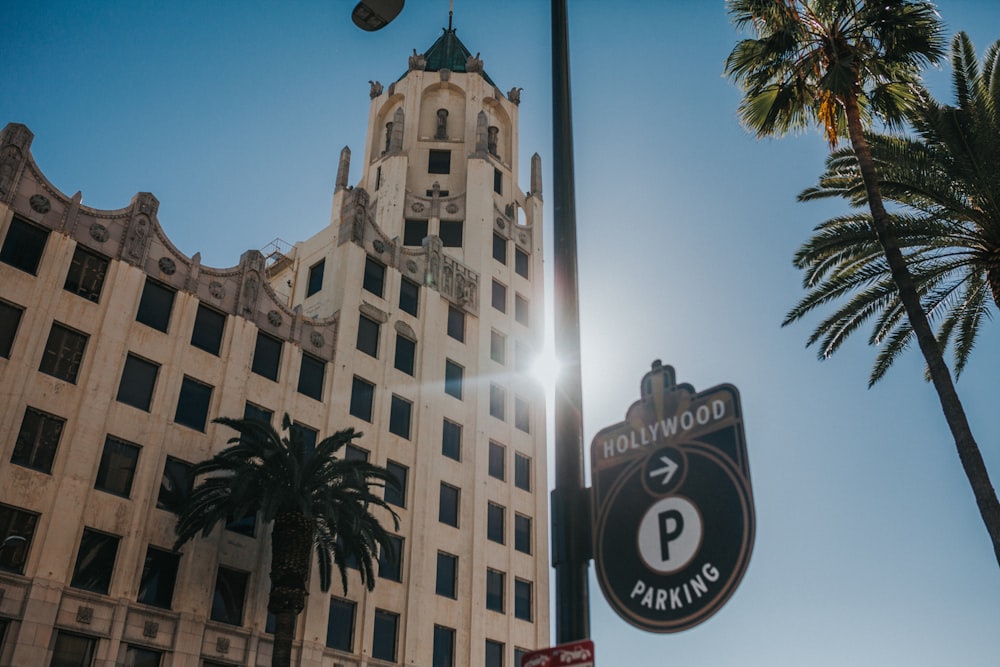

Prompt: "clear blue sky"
[4,2,1000,665]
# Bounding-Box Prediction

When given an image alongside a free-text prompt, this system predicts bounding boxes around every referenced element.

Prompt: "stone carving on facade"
[350,188,370,244]
[496,217,506,230]
[388,108,404,153]
[445,203,459,214]
[158,257,176,275]
[336,146,351,191]
[441,264,453,295]
[241,272,260,315]
[368,80,383,98]
[488,126,499,157]
[408,49,426,71]
[216,637,230,654]
[267,310,283,326]
[435,108,449,140]
[466,52,483,74]
[372,238,385,254]
[411,202,425,214]
[439,69,451,82]
[383,122,393,154]
[475,111,488,155]
[90,223,109,243]
[507,87,522,105]
[29,194,50,213]
[0,124,33,201]
[424,235,442,288]
[310,331,325,348]
[504,203,515,219]
[143,621,159,638]
[76,606,94,624]
[209,281,225,300]
[126,217,150,260]
[429,182,442,218]
[405,259,417,274]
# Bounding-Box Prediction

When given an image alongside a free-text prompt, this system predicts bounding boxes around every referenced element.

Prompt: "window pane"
[291,422,318,454]
[384,460,407,507]
[378,534,403,582]
[389,394,412,439]
[190,304,225,355]
[492,281,506,313]
[50,631,96,667]
[12,406,64,473]
[488,442,505,480]
[515,294,529,326]
[326,597,356,651]
[307,259,325,297]
[494,167,503,195]
[435,553,457,599]
[433,625,455,667]
[486,569,504,612]
[0,300,24,358]
[515,248,530,279]
[515,649,529,666]
[515,514,531,554]
[39,323,87,383]
[394,334,415,375]
[211,567,248,625]
[137,546,179,609]
[298,353,325,400]
[363,257,385,297]
[345,444,369,462]
[490,384,505,420]
[403,219,428,246]
[0,503,39,574]
[447,306,464,342]
[493,234,507,264]
[444,360,463,399]
[95,436,140,497]
[117,354,158,411]
[371,610,399,662]
[515,453,531,492]
[439,483,459,527]
[442,419,461,461]
[226,507,257,537]
[487,503,505,544]
[251,331,282,380]
[71,528,120,594]
[490,330,505,365]
[514,396,530,433]
[244,402,274,426]
[136,279,175,332]
[356,314,380,357]
[486,639,504,667]
[175,377,213,431]
[428,149,451,174]
[157,457,193,513]
[0,217,48,275]
[399,277,419,316]
[439,220,463,247]
[515,579,533,621]
[350,376,375,422]
[124,646,161,667]
[63,246,108,303]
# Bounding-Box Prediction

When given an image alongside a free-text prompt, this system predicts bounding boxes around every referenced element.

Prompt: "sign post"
[590,361,755,632]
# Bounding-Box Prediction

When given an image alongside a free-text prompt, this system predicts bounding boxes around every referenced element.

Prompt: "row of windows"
[492,233,531,279]
[490,279,530,326]
[442,420,533,490]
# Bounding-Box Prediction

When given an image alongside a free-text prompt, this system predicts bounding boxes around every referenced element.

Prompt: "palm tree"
[725,0,1000,566]
[174,416,400,667]
[787,33,1000,383]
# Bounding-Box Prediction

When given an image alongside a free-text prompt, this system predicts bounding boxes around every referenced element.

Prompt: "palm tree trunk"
[268,510,314,667]
[843,94,1000,567]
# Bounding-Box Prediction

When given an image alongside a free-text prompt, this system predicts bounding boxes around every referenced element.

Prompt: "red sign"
[520,640,595,667]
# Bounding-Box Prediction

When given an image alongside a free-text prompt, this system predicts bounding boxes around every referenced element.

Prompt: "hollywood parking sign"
[591,362,755,632]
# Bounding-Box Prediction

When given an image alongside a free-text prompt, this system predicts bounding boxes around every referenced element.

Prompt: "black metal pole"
[551,0,590,644]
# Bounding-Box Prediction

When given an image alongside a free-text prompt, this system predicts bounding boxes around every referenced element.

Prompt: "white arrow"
[649,455,679,486]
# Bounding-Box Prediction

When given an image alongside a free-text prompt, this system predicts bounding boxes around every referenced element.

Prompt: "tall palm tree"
[174,416,400,667]
[725,0,1000,566]
[787,33,1000,383]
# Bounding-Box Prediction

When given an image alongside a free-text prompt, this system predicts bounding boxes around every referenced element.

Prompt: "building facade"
[0,27,548,667]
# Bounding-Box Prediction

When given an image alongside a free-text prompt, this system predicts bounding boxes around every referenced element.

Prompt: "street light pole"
[550,0,591,644]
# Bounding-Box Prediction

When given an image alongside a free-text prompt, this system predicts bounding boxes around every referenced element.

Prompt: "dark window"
[326,597,356,651]
[124,646,161,667]
[0,300,23,358]
[515,514,532,554]
[136,279,175,332]
[350,376,375,422]
[439,220,463,247]
[363,257,385,297]
[515,396,530,433]
[379,534,403,582]
[486,639,504,667]
[375,166,382,191]
[515,648,529,666]
[486,569,505,612]
[0,503,38,574]
[71,528,119,594]
[371,609,399,662]
[493,234,507,264]
[50,631,96,667]
[307,259,325,297]
[251,331,282,381]
[515,248,530,279]
[12,406,64,473]
[63,246,108,302]
[487,503,505,544]
[244,402,274,426]
[157,457,193,513]
[175,377,213,431]
[399,277,419,316]
[492,281,506,313]
[494,168,503,195]
[426,189,450,197]
[356,314,380,357]
[515,453,531,492]
[94,436,140,497]
[488,441,505,480]
[345,444,369,462]
[439,483,459,527]
[226,507,257,537]
[389,395,412,439]
[384,460,408,508]
[442,419,461,461]
[515,579,533,621]
[490,330,505,364]
[515,294,529,326]
[39,323,87,383]
[447,306,465,342]
[490,384,505,421]
[444,360,463,399]
[428,149,451,174]
[137,546,179,609]
[435,552,457,599]
[433,625,456,667]
[403,219,428,246]
[298,353,325,400]
[117,353,159,411]
[0,217,48,275]
[291,422,318,454]
[394,334,415,375]
[211,566,248,625]
[190,304,225,355]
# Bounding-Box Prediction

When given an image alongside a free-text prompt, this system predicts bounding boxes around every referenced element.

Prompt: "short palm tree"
[788,32,1000,383]
[174,416,399,667]
[725,0,1000,566]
